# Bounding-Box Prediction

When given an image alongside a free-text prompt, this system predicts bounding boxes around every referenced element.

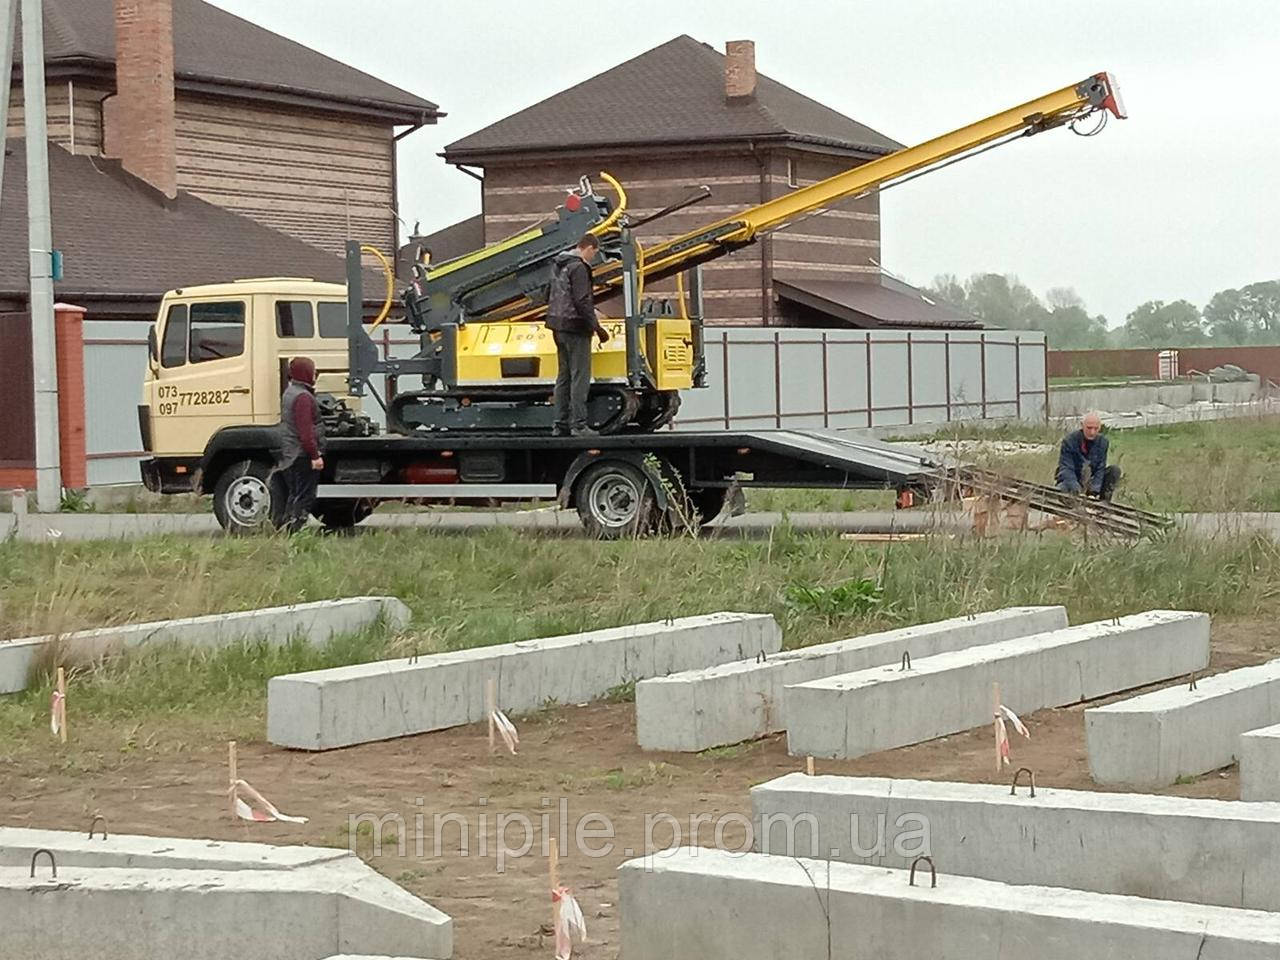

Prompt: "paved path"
[2,507,1278,543]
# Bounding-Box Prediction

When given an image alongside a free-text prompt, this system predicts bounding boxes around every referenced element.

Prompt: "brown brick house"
[11,0,439,257]
[435,36,975,330]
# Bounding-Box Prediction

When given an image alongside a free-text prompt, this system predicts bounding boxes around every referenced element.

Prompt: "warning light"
[565,194,582,212]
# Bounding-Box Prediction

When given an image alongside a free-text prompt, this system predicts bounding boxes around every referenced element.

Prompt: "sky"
[211,0,1280,326]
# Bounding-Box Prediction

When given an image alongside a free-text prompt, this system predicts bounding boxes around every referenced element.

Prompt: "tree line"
[925,273,1280,350]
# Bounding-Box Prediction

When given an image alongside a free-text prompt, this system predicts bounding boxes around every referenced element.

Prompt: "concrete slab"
[1241,721,1280,801]
[786,611,1209,759]
[636,606,1067,752]
[0,826,350,871]
[1086,658,1280,789]
[268,612,781,751]
[751,773,1280,911]
[0,596,412,695]
[619,848,1280,960]
[0,829,451,959]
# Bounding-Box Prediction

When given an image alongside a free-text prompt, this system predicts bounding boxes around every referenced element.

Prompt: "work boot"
[551,425,570,438]
[571,426,599,438]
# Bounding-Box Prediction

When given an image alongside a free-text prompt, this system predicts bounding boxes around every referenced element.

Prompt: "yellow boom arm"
[502,72,1124,322]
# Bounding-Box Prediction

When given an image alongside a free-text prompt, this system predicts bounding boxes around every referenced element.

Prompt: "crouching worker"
[279,356,325,531]
[1056,411,1121,501]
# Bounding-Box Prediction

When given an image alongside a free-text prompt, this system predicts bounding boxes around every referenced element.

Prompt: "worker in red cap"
[279,356,324,531]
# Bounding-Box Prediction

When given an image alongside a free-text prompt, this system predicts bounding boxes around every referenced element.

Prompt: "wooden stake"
[549,836,562,941]
[992,682,1002,773]
[486,678,497,755]
[55,667,67,743]
[805,756,815,777]
[228,740,238,817]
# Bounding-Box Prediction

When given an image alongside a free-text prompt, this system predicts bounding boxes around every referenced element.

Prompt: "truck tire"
[574,460,657,539]
[212,459,286,534]
[312,499,373,531]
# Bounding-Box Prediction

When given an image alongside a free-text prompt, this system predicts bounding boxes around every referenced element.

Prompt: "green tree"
[1203,287,1252,344]
[1040,287,1110,349]
[962,273,1048,330]
[925,273,968,312]
[1122,299,1204,347]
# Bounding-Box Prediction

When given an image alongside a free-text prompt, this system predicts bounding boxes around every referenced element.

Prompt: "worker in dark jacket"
[279,356,325,531]
[1057,412,1121,500]
[546,233,610,436]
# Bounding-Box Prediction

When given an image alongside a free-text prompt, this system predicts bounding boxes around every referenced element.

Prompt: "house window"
[787,158,798,189]
[189,301,246,363]
[276,301,315,338]
[317,302,348,338]
[160,303,188,368]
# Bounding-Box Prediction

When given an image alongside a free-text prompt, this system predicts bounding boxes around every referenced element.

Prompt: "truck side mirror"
[147,326,159,368]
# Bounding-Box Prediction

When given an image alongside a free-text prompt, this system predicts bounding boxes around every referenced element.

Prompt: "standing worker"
[1056,411,1121,501]
[546,234,610,436]
[279,356,325,531]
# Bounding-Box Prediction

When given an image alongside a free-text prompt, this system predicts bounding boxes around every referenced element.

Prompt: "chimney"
[724,40,756,101]
[105,0,177,199]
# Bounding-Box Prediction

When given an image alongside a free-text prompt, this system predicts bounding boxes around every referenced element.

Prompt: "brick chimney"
[105,0,178,199]
[724,40,757,100]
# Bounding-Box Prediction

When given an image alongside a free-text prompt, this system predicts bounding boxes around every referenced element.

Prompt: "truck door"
[149,298,256,457]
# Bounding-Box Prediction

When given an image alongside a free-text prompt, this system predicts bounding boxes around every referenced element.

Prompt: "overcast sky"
[213,0,1279,325]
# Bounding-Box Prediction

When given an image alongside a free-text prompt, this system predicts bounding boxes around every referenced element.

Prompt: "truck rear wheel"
[212,459,286,534]
[575,460,657,539]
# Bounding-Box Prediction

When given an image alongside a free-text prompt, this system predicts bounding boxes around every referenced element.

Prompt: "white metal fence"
[83,322,1047,486]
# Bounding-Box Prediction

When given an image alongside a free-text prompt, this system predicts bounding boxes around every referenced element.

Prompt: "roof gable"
[16,0,438,121]
[445,35,900,160]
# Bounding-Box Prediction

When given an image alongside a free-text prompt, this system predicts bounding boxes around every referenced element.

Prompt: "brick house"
[10,0,439,258]
[433,36,975,330]
[0,0,439,488]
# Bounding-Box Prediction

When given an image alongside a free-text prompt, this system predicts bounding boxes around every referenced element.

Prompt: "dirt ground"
[2,618,1276,959]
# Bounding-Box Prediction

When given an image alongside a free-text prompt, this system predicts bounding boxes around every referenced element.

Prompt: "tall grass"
[2,525,1278,758]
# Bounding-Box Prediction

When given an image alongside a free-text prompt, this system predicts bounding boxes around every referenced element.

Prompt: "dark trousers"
[281,455,319,531]
[1057,464,1122,501]
[553,331,592,432]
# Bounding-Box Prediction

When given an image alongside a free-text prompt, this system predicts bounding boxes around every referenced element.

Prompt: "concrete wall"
[786,612,1210,759]
[1050,378,1260,418]
[0,596,411,695]
[751,774,1280,911]
[269,612,781,750]
[635,606,1068,752]
[1086,657,1280,789]
[618,848,1280,960]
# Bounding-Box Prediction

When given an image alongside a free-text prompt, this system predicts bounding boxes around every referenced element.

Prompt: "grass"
[3,522,1280,760]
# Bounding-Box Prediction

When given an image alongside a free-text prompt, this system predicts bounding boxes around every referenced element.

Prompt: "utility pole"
[21,0,61,511]
[0,0,16,207]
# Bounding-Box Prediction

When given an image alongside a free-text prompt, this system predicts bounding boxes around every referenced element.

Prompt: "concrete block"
[786,611,1209,759]
[0,826,350,871]
[0,829,451,959]
[1087,657,1280,789]
[0,596,412,695]
[1241,721,1280,801]
[636,606,1067,751]
[751,773,1280,911]
[619,848,1280,960]
[269,612,781,751]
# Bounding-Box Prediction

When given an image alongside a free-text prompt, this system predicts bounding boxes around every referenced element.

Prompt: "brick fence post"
[53,303,87,489]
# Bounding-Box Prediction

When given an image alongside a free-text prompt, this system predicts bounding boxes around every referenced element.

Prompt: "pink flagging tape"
[49,691,65,738]
[492,709,520,755]
[995,703,1030,767]
[230,778,308,824]
[552,885,587,959]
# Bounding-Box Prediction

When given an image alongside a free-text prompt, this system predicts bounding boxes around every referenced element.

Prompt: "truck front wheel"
[574,460,657,539]
[212,459,286,534]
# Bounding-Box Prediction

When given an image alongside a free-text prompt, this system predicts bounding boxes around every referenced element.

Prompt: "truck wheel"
[212,459,285,534]
[575,461,656,539]
[312,499,373,531]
